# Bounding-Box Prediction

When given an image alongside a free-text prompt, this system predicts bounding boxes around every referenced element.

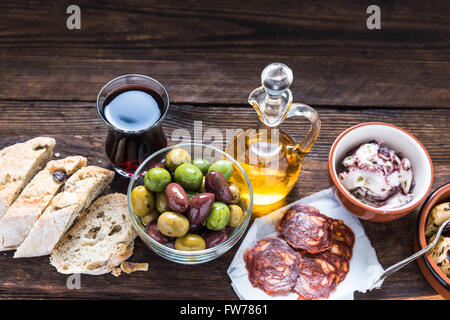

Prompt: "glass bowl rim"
[127,142,254,256]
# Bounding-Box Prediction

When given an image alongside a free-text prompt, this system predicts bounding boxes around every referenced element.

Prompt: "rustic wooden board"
[0,102,448,299]
[0,0,449,107]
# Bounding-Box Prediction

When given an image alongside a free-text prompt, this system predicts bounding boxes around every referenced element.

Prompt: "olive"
[187,193,215,225]
[148,162,165,169]
[157,211,189,237]
[227,204,245,227]
[165,183,189,213]
[155,192,169,213]
[192,158,211,175]
[186,191,199,201]
[141,210,159,225]
[130,186,154,217]
[145,221,169,244]
[165,148,191,172]
[174,163,203,191]
[198,176,206,193]
[205,171,234,203]
[144,167,172,192]
[175,233,206,251]
[228,183,241,204]
[202,229,229,249]
[205,202,230,231]
[208,160,233,181]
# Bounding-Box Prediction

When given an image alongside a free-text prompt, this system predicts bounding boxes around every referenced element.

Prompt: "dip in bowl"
[328,122,433,222]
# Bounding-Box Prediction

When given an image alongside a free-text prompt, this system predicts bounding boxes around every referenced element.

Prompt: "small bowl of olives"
[127,143,253,264]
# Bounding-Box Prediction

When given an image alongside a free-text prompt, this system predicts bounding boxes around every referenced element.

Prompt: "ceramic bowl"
[328,122,433,222]
[415,183,450,299]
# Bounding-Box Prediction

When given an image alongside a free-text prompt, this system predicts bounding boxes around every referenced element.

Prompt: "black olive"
[53,170,67,183]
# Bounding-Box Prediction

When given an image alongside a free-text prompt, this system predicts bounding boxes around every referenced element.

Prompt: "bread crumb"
[120,261,149,274]
[55,153,60,158]
[111,267,122,277]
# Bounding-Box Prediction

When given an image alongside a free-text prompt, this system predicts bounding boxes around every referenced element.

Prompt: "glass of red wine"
[97,74,169,177]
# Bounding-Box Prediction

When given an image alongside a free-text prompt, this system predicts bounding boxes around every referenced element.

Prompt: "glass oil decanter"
[226,63,321,215]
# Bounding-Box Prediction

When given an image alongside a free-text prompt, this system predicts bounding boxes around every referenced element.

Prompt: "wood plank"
[0,0,448,107]
[0,102,448,164]
[0,102,448,299]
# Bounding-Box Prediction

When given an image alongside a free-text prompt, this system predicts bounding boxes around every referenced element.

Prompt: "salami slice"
[277,204,333,253]
[294,252,338,300]
[244,237,301,295]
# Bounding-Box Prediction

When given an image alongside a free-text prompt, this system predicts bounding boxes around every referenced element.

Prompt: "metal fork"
[370,218,450,290]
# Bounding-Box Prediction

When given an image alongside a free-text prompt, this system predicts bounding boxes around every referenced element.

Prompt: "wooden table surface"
[0,0,448,300]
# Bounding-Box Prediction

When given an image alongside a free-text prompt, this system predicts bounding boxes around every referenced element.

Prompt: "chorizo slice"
[294,252,338,300]
[244,237,301,295]
[277,204,333,253]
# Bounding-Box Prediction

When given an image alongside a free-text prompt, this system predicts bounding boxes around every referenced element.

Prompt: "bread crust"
[50,193,137,275]
[14,166,114,258]
[0,156,87,251]
[0,137,55,218]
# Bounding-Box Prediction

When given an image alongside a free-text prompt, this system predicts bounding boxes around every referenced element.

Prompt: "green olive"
[165,148,191,172]
[208,160,233,181]
[157,211,189,237]
[205,202,230,231]
[192,158,211,175]
[130,186,154,217]
[174,163,203,191]
[228,183,241,204]
[227,204,245,227]
[144,167,172,192]
[141,210,159,225]
[155,192,169,213]
[175,233,206,251]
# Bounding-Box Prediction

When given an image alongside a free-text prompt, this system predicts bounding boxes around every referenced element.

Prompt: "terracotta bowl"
[328,122,433,222]
[415,183,450,299]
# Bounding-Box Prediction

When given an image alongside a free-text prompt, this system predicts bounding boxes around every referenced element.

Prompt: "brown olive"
[157,211,189,237]
[205,171,233,203]
[145,221,169,244]
[202,229,229,249]
[187,193,215,225]
[175,233,206,251]
[227,204,245,227]
[165,183,189,213]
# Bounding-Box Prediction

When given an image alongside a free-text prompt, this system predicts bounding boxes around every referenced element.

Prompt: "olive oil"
[226,63,320,215]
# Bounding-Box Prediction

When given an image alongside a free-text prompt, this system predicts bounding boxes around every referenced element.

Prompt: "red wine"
[102,86,167,176]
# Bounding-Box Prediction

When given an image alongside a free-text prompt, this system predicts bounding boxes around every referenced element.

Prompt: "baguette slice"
[0,156,87,251]
[0,137,55,218]
[50,193,136,275]
[14,166,115,258]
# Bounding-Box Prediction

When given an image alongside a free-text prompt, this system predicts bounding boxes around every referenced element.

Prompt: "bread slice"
[14,166,115,258]
[50,193,136,275]
[0,137,55,218]
[0,156,87,251]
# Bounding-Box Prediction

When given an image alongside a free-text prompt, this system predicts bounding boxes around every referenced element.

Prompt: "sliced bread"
[0,156,87,251]
[50,193,137,275]
[0,137,55,218]
[14,166,115,258]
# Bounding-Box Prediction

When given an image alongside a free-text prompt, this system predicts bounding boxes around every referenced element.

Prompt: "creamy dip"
[338,141,414,209]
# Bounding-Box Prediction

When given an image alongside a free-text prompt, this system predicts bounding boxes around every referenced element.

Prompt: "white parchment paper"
[227,187,384,300]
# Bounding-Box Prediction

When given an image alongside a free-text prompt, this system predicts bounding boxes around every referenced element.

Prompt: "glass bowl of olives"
[127,143,253,264]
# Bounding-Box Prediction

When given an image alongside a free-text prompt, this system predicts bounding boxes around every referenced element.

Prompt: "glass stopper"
[261,63,293,96]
